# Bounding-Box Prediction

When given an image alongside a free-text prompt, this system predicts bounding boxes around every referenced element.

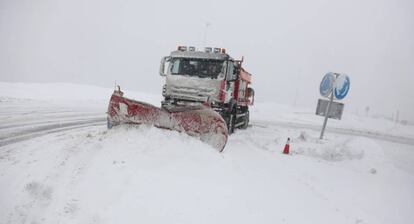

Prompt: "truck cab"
[159,46,254,133]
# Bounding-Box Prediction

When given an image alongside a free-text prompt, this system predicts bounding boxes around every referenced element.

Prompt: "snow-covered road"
[0,99,106,147]
[1,83,414,224]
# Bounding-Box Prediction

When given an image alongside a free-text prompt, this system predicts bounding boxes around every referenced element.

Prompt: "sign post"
[320,92,334,139]
[317,72,350,139]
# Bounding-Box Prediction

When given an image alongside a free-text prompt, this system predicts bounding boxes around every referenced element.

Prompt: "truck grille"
[170,86,216,101]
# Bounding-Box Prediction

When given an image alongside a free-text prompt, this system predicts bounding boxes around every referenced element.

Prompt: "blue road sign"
[319,72,335,97]
[333,74,350,100]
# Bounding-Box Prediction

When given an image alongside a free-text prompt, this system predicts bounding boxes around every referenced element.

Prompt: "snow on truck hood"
[165,75,221,101]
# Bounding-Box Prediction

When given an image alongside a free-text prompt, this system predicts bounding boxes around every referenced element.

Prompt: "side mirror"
[247,87,255,105]
[227,65,239,82]
[159,56,170,76]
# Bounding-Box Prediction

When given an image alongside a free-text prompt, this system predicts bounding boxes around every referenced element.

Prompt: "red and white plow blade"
[107,90,228,152]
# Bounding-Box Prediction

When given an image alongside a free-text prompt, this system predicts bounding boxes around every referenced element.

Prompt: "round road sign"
[333,74,350,100]
[319,72,335,97]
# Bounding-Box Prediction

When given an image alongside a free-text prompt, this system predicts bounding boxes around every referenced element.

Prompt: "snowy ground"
[0,82,413,224]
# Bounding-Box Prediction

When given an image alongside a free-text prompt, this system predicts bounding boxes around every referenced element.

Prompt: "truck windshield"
[170,58,225,79]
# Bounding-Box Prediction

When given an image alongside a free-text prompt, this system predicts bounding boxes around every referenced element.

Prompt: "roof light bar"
[177,46,187,51]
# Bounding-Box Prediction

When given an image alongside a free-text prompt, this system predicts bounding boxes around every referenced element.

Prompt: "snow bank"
[295,135,365,161]
[0,126,224,223]
[0,82,162,105]
[0,82,113,101]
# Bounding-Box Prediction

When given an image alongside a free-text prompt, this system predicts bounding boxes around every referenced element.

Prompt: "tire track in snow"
[0,117,106,147]
[0,113,103,130]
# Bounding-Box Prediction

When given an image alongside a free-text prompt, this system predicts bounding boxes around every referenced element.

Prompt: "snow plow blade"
[107,89,228,152]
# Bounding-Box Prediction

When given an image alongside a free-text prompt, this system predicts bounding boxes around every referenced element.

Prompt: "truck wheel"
[228,107,236,134]
[241,110,249,129]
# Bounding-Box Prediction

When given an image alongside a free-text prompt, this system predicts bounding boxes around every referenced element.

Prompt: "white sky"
[1,0,413,121]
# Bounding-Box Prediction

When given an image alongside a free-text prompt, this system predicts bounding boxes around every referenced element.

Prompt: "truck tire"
[227,107,237,134]
[241,110,249,129]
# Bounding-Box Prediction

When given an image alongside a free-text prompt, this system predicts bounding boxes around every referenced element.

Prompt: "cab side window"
[171,59,180,74]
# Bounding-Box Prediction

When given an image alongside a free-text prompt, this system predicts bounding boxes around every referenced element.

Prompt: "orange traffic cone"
[283,138,290,154]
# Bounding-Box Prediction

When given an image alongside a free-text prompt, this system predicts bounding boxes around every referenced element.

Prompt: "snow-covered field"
[1,82,413,224]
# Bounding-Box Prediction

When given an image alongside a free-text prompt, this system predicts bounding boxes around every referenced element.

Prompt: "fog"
[1,0,413,121]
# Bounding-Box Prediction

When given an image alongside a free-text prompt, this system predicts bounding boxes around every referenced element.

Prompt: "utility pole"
[293,69,301,107]
[202,22,211,47]
[396,110,400,124]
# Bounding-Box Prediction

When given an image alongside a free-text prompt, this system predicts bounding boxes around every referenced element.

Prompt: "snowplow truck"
[107,46,253,152]
[159,46,255,134]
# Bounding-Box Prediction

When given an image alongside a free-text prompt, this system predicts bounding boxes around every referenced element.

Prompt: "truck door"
[224,61,236,103]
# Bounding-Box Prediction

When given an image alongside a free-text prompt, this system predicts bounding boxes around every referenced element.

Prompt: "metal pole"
[203,23,210,47]
[320,92,334,139]
[293,69,301,107]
